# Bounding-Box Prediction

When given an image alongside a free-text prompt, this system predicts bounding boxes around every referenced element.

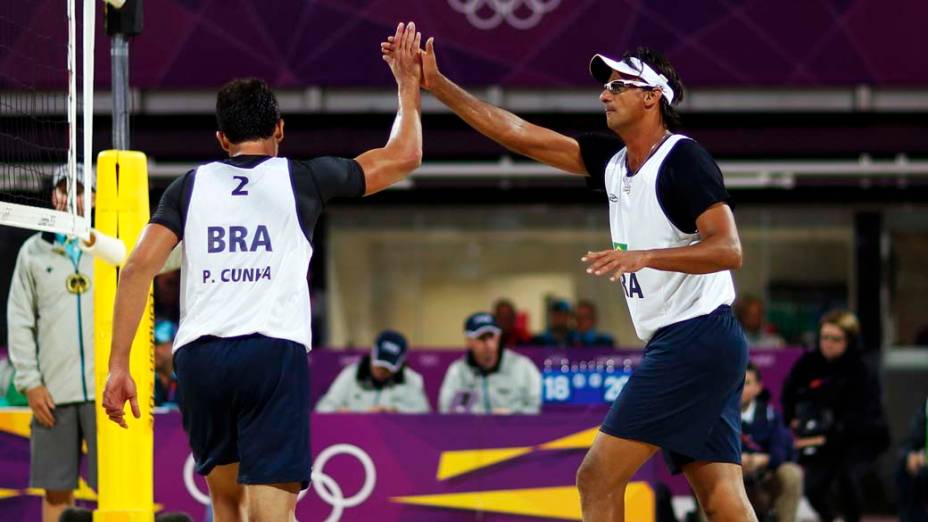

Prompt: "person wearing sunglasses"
[781,310,890,522]
[382,34,750,521]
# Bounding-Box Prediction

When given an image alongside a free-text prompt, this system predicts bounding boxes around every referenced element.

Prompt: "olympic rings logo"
[448,0,561,30]
[183,444,377,522]
[309,444,377,522]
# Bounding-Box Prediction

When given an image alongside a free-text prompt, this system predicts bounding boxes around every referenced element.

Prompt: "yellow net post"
[94,150,155,522]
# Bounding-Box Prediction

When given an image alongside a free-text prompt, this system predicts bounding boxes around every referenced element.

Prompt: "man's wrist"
[108,353,130,372]
[641,250,656,269]
[430,74,452,100]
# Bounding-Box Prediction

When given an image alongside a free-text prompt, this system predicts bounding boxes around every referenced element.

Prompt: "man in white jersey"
[101,22,424,521]
[382,37,754,521]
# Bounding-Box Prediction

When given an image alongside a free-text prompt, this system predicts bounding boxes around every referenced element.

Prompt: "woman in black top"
[782,310,889,522]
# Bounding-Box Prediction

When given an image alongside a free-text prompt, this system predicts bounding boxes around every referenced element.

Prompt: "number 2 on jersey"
[232,176,249,196]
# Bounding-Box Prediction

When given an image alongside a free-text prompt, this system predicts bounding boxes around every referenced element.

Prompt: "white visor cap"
[590,54,675,104]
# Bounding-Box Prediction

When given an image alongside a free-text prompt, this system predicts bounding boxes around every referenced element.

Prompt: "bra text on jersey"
[207,225,273,253]
[621,273,644,299]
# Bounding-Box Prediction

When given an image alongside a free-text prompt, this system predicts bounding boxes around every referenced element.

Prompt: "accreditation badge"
[66,273,91,294]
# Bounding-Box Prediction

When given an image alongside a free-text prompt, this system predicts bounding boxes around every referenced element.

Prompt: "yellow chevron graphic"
[393,482,654,521]
[537,427,599,450]
[0,481,163,511]
[74,478,98,501]
[437,447,533,480]
[0,410,33,438]
[436,426,599,480]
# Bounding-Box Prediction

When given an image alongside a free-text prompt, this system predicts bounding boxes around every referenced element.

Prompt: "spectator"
[740,362,803,522]
[530,299,576,347]
[6,165,97,522]
[573,300,615,347]
[316,330,430,413]
[493,298,531,347]
[735,295,785,348]
[897,396,928,522]
[439,312,541,414]
[153,269,181,323]
[154,319,179,408]
[781,309,889,522]
[0,355,27,406]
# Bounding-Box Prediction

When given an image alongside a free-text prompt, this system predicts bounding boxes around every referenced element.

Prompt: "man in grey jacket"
[316,330,430,414]
[439,312,542,415]
[7,167,96,522]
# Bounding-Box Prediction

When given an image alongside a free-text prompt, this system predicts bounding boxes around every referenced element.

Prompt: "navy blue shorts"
[601,305,748,474]
[174,334,311,488]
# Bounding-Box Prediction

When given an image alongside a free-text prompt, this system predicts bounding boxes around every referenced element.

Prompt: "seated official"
[740,363,803,522]
[315,330,430,414]
[439,312,541,415]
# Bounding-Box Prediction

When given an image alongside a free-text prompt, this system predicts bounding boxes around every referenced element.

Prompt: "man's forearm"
[385,82,422,165]
[109,262,154,371]
[643,235,742,274]
[431,74,532,155]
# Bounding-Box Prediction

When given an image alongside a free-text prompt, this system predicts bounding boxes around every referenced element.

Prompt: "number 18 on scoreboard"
[541,359,633,405]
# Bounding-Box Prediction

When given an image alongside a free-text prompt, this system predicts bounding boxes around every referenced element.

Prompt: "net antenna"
[0,0,97,240]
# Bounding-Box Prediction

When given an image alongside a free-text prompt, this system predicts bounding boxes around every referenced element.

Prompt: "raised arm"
[382,35,587,176]
[356,22,423,196]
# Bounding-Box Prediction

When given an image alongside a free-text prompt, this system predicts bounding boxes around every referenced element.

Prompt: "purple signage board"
[3,1,926,89]
[309,347,805,411]
[0,411,656,521]
[0,348,802,519]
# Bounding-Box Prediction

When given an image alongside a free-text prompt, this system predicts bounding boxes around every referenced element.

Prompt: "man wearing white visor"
[382,36,752,521]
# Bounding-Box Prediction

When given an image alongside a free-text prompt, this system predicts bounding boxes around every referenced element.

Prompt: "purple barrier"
[0,410,656,521]
[309,347,805,411]
[4,1,925,89]
[0,348,802,519]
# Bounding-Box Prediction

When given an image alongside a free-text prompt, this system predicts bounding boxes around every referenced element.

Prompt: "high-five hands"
[382,22,422,88]
[381,24,440,91]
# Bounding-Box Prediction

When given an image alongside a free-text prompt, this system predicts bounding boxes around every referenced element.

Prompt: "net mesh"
[0,0,89,233]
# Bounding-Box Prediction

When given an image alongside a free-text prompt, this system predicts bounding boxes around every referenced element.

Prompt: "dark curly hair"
[621,47,685,131]
[215,78,280,144]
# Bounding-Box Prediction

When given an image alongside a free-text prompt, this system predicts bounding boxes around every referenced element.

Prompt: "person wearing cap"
[6,163,97,522]
[530,299,578,347]
[438,312,542,415]
[154,319,180,407]
[383,35,750,520]
[316,330,430,414]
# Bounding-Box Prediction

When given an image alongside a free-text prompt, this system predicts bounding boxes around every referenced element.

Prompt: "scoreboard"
[541,359,633,405]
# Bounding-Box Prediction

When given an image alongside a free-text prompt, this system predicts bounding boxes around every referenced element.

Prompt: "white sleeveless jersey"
[605,134,735,341]
[172,157,313,352]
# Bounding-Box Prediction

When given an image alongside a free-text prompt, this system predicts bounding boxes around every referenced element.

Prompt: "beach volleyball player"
[382,34,755,521]
[101,22,423,521]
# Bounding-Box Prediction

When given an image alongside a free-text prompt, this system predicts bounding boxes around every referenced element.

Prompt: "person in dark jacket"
[897,396,928,522]
[781,310,890,522]
[740,362,803,522]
